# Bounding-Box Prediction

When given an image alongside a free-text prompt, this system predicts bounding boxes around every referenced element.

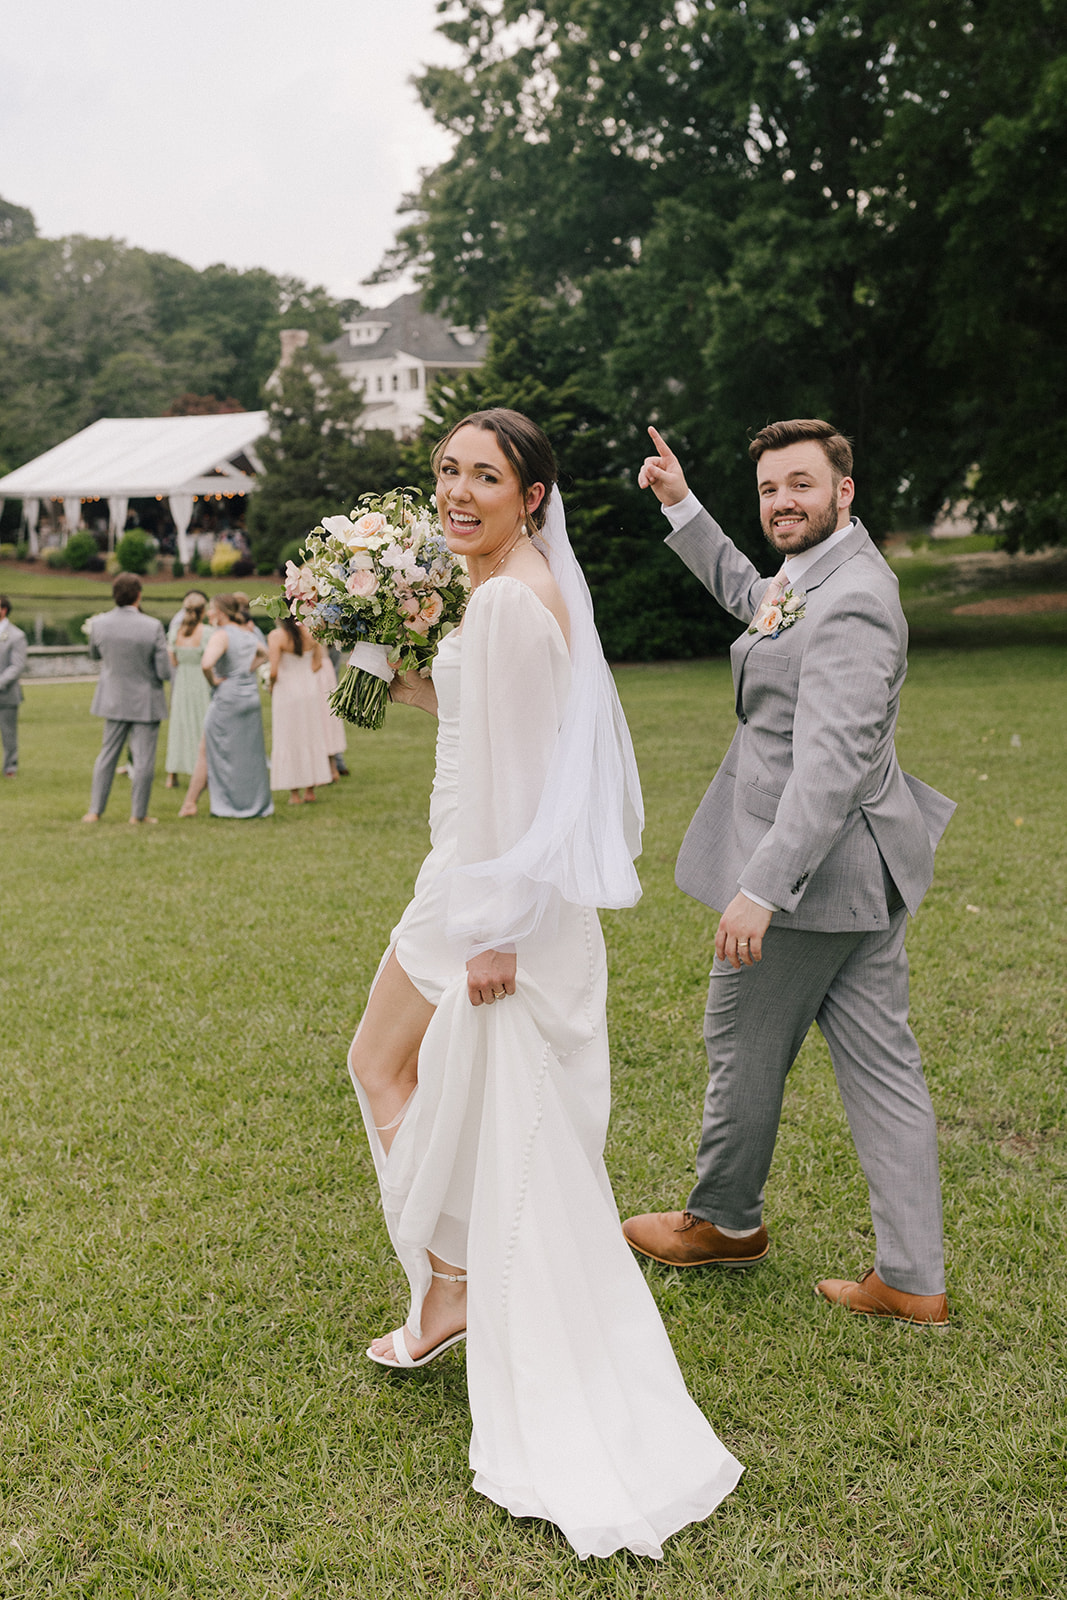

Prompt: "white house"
[321,292,489,440]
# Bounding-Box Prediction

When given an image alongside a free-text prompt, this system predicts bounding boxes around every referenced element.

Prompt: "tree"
[383,1,1067,549]
[0,197,36,249]
[404,282,739,658]
[0,206,356,475]
[247,339,402,571]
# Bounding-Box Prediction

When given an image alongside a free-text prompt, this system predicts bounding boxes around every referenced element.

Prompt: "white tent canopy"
[0,413,268,562]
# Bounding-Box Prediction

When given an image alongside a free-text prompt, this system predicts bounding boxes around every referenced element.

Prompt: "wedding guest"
[167,589,209,647]
[82,573,170,825]
[0,594,28,777]
[317,646,350,778]
[267,614,332,804]
[232,592,267,651]
[179,595,271,819]
[626,420,955,1325]
[164,593,213,789]
[347,410,740,1559]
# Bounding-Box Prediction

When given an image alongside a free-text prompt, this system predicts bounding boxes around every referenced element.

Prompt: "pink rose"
[353,512,388,538]
[754,602,783,636]
[397,591,420,619]
[420,591,444,625]
[345,569,378,598]
[406,612,432,636]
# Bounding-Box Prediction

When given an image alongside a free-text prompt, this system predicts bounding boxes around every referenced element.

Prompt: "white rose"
[321,515,356,540]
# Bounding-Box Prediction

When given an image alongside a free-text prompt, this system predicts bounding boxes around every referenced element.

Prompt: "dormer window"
[344,320,390,347]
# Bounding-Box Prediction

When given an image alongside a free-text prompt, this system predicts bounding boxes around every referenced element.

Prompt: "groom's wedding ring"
[737,939,749,946]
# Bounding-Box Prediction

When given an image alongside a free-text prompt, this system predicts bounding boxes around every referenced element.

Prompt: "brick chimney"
[279,328,310,368]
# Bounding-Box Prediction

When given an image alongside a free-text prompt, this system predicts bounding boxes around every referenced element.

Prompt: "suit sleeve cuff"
[740,886,780,914]
[660,491,704,532]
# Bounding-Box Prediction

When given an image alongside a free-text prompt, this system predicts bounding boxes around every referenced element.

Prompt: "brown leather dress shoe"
[622,1210,770,1267]
[815,1267,949,1326]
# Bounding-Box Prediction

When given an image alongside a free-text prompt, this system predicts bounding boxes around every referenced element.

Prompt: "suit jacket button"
[740,714,748,724]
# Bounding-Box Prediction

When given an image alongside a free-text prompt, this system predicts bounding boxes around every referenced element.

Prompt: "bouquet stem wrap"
[331,643,393,730]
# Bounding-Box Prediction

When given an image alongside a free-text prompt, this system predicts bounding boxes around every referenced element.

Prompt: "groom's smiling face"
[757,441,854,556]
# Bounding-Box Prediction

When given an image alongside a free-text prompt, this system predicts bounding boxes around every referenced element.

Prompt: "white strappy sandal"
[366,1271,468,1369]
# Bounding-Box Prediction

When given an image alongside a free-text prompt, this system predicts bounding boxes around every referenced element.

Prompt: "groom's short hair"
[112,573,142,607]
[748,419,853,483]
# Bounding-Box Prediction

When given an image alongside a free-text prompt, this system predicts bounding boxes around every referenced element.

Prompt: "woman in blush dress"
[164,594,213,790]
[267,615,333,804]
[347,410,741,1561]
[194,594,272,819]
[316,647,350,779]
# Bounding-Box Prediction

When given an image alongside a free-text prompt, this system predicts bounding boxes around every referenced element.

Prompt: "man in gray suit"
[0,593,28,777]
[82,572,171,825]
[623,419,955,1325]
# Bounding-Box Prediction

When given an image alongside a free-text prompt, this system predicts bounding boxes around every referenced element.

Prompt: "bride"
[348,408,742,1560]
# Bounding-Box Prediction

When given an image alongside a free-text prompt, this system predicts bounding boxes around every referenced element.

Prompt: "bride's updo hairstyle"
[432,408,557,533]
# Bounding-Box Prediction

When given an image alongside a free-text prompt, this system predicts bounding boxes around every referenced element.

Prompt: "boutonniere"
[748,586,806,639]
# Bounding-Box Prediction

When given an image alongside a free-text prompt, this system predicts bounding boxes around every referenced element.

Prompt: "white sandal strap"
[390,1326,416,1367]
[431,1270,468,1282]
[375,1088,416,1133]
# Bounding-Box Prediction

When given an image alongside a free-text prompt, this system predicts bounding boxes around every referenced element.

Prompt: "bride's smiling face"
[435,425,542,563]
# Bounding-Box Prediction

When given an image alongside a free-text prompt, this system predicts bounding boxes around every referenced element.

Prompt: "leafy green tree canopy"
[248,339,402,572]
[385,0,1067,549]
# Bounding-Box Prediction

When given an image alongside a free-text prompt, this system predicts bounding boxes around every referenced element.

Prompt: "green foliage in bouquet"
[256,487,468,729]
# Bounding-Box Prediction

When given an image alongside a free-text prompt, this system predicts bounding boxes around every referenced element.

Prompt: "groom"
[624,419,955,1324]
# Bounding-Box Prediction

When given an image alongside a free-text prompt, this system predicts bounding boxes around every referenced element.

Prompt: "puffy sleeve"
[446,577,572,955]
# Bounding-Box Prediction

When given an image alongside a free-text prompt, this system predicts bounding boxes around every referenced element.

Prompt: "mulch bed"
[951,592,1067,616]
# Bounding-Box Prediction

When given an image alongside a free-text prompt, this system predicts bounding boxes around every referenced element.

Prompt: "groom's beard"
[762,491,840,556]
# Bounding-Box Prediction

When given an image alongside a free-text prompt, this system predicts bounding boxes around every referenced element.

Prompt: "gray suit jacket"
[0,622,28,707]
[669,510,955,933]
[89,606,170,722]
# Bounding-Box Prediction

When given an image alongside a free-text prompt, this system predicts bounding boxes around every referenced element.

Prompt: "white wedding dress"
[349,576,742,1560]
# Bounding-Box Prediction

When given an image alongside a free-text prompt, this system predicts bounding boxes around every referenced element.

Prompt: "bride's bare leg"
[350,950,435,1155]
[368,1248,467,1364]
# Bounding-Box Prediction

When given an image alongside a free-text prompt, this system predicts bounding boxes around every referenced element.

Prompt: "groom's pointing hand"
[638,425,690,507]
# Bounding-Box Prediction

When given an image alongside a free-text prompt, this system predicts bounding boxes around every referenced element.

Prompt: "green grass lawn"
[1,637,1064,1596]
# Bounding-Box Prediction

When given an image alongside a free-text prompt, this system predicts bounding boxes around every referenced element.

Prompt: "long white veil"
[445,486,644,954]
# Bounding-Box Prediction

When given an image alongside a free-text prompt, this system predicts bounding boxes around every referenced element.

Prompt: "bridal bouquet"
[256,488,468,729]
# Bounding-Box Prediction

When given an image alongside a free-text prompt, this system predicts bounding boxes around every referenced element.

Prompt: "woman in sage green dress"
[185,594,273,819]
[165,595,213,787]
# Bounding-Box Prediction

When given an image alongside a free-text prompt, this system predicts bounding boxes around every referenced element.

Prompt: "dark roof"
[323,291,488,366]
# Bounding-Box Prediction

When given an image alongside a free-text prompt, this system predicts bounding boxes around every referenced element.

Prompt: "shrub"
[64,531,100,571]
[85,555,106,572]
[194,556,212,578]
[172,557,185,578]
[277,538,308,573]
[0,543,17,561]
[209,540,240,577]
[116,528,154,575]
[231,558,254,578]
[45,546,69,569]
[255,561,275,577]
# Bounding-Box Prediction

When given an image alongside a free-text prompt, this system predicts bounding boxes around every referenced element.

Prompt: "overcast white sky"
[0,0,460,305]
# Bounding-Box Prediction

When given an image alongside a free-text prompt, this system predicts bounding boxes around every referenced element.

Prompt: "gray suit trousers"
[0,706,17,774]
[687,909,945,1295]
[90,720,160,819]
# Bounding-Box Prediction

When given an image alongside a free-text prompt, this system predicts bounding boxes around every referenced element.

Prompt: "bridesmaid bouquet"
[255,488,468,729]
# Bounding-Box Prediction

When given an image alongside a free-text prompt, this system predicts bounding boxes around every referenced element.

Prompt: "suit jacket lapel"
[797,519,871,592]
[729,521,873,714]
